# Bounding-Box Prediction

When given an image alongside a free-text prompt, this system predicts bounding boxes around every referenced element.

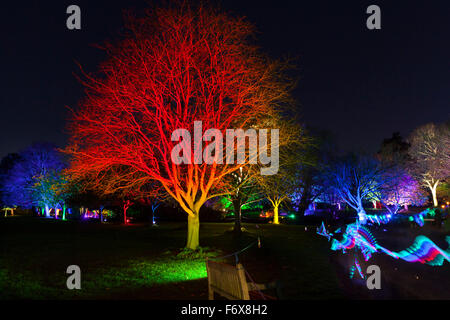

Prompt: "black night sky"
[1,0,449,159]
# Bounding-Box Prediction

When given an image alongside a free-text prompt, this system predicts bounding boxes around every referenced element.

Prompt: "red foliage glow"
[65,4,292,248]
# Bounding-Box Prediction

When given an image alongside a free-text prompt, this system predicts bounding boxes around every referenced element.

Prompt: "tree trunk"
[233,198,242,234]
[273,205,280,224]
[298,194,311,216]
[186,213,200,250]
[62,205,66,220]
[372,200,377,209]
[45,205,50,217]
[151,204,159,226]
[431,183,438,207]
[123,205,128,224]
[298,177,313,215]
[123,200,132,224]
[357,207,367,224]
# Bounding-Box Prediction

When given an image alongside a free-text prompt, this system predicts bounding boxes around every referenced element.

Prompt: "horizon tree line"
[0,3,448,249]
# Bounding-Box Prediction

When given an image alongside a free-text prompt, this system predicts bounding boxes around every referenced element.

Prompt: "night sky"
[1,0,449,159]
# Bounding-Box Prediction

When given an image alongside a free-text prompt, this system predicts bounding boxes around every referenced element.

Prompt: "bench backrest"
[206,259,250,300]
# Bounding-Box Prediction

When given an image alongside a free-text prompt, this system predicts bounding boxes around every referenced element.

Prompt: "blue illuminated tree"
[328,155,385,224]
[1,143,67,217]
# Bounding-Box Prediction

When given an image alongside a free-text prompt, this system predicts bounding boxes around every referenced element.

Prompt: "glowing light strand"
[317,222,450,271]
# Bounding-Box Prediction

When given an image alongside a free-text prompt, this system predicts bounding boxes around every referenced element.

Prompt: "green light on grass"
[131,259,207,284]
[146,260,207,283]
[96,258,208,288]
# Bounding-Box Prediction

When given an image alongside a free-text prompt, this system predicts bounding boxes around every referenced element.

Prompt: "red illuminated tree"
[65,4,293,249]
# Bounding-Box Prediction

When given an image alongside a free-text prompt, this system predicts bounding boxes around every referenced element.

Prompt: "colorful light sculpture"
[317,222,332,241]
[329,223,382,261]
[365,208,434,226]
[349,258,365,279]
[317,219,450,278]
[395,236,450,266]
[366,213,392,225]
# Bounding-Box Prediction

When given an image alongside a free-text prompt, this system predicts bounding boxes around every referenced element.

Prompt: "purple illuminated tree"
[377,169,426,214]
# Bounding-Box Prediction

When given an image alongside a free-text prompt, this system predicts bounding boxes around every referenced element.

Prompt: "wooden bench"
[206,259,278,300]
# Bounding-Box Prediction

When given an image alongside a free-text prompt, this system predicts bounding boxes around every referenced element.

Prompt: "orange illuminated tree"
[222,115,305,230]
[65,3,294,249]
[255,126,309,225]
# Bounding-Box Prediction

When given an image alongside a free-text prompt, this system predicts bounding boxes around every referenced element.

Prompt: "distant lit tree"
[376,169,426,214]
[257,165,297,224]
[437,180,450,203]
[220,113,302,232]
[408,123,450,207]
[73,165,161,225]
[256,135,307,224]
[139,192,164,226]
[1,143,66,216]
[328,155,385,224]
[222,167,263,233]
[32,170,71,219]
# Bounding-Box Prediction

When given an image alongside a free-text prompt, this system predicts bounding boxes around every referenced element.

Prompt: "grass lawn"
[0,216,343,300]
